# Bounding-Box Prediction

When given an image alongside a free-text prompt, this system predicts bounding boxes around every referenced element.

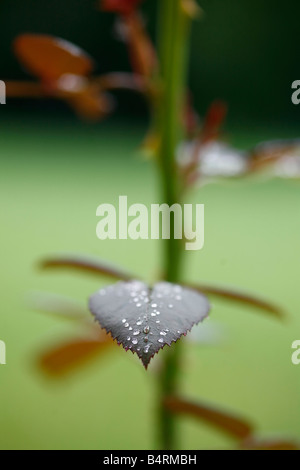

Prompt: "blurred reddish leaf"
[11,34,149,119]
[122,13,158,78]
[241,437,300,450]
[14,34,93,82]
[39,254,135,281]
[94,72,147,93]
[250,139,300,172]
[164,396,253,440]
[201,101,228,144]
[63,84,114,120]
[184,283,284,319]
[6,81,43,97]
[180,101,229,187]
[12,34,111,120]
[101,0,143,15]
[183,93,200,137]
[38,331,113,377]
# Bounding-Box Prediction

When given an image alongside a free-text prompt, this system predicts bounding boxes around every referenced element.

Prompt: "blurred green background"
[0,0,300,450]
[1,0,300,123]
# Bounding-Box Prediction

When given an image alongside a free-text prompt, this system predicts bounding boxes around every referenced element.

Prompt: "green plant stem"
[156,0,192,450]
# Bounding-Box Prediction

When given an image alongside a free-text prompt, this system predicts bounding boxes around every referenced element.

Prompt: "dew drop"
[156,320,160,324]
[136,320,143,326]
[151,303,157,308]
[144,345,150,353]
[168,304,173,309]
[144,336,149,343]
[132,338,138,345]
[160,331,167,336]
[122,319,126,324]
[143,326,150,334]
[158,338,164,343]
[133,330,140,336]
[125,323,129,328]
[129,327,133,331]
[127,337,131,341]
[151,312,156,317]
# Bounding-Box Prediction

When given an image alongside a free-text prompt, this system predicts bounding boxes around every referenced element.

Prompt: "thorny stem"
[156,0,192,450]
